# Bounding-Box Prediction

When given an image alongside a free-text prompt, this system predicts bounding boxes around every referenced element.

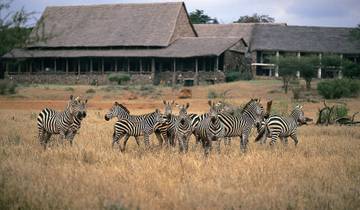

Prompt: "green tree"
[234,13,275,23]
[189,9,218,24]
[298,56,318,90]
[0,0,34,56]
[271,56,298,94]
[342,59,360,78]
[349,24,360,41]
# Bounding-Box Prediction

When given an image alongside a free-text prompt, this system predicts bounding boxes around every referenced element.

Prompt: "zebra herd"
[37,95,307,155]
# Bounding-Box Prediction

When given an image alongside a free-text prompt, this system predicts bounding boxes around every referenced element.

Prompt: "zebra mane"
[241,99,256,113]
[117,104,130,114]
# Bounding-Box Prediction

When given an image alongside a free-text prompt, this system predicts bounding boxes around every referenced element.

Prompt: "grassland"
[0,80,359,209]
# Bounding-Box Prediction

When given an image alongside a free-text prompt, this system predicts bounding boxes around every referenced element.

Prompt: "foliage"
[64,87,74,92]
[292,87,301,100]
[234,13,275,23]
[208,89,218,99]
[0,0,35,57]
[321,55,342,68]
[318,104,349,124]
[0,80,17,95]
[85,88,96,94]
[342,60,360,79]
[271,56,299,94]
[225,70,252,82]
[108,73,131,85]
[349,24,360,41]
[317,79,360,99]
[298,56,318,90]
[189,9,218,24]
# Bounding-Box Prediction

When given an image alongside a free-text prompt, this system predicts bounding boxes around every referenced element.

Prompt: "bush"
[108,73,131,85]
[292,87,301,100]
[317,79,360,99]
[225,70,252,82]
[86,88,96,94]
[208,90,219,99]
[64,87,74,92]
[0,81,17,95]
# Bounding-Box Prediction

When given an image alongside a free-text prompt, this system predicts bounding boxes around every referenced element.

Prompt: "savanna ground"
[0,80,359,210]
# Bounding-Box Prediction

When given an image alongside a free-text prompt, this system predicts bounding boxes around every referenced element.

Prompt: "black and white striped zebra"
[174,103,192,153]
[153,100,176,147]
[37,95,87,149]
[255,105,306,146]
[65,115,84,146]
[195,101,225,156]
[104,101,144,122]
[218,98,265,152]
[112,109,166,152]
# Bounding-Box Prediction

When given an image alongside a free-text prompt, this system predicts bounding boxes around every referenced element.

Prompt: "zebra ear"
[208,100,212,107]
[186,103,190,109]
[114,101,119,105]
[171,100,175,105]
[163,100,166,105]
[70,95,74,100]
[84,99,88,104]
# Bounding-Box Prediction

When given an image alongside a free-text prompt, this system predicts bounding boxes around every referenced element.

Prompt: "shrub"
[0,81,17,95]
[292,87,301,100]
[86,88,96,94]
[225,70,252,82]
[64,87,74,92]
[108,73,131,85]
[317,79,360,99]
[208,90,218,99]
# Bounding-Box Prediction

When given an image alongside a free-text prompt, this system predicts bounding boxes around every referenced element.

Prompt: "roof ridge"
[46,2,183,9]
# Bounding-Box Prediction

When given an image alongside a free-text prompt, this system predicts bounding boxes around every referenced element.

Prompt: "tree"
[234,13,275,23]
[342,59,360,79]
[298,56,318,90]
[271,56,298,94]
[189,9,218,24]
[0,0,34,56]
[350,24,360,41]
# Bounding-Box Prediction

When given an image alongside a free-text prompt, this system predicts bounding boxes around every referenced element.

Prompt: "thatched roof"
[28,2,187,47]
[5,37,244,58]
[251,24,360,54]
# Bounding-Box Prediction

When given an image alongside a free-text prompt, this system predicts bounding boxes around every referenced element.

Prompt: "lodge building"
[2,2,360,85]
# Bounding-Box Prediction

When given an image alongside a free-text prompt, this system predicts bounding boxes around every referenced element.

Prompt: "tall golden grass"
[1,108,360,209]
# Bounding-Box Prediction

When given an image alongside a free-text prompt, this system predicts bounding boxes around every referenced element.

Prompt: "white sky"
[10,0,360,27]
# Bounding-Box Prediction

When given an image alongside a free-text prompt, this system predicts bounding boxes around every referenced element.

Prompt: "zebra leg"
[120,135,130,152]
[216,139,221,154]
[240,133,249,153]
[134,136,141,147]
[290,133,299,146]
[184,136,190,153]
[154,130,164,147]
[144,133,150,149]
[269,133,280,146]
[280,137,288,146]
[178,135,185,153]
[112,131,124,150]
[39,128,48,149]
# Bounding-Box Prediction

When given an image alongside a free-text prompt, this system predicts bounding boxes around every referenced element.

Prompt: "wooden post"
[5,62,9,75]
[41,59,44,72]
[151,58,155,84]
[90,59,93,73]
[65,59,69,74]
[77,59,80,76]
[172,58,176,85]
[54,59,57,72]
[275,51,279,77]
[139,59,143,74]
[195,58,199,85]
[339,54,343,78]
[318,53,322,79]
[127,58,130,73]
[18,62,21,74]
[202,58,206,71]
[101,58,104,74]
[296,52,301,78]
[115,59,118,72]
[215,56,219,71]
[29,60,32,74]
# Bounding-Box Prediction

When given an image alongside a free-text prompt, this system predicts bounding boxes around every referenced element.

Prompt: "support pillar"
[275,51,279,77]
[195,58,199,85]
[139,59,143,74]
[296,52,301,78]
[115,59,118,72]
[215,56,219,71]
[127,58,130,73]
[339,54,343,79]
[172,58,176,85]
[54,59,57,72]
[90,59,93,73]
[41,59,44,72]
[65,59,69,74]
[77,59,80,76]
[101,58,104,74]
[151,58,156,84]
[318,53,322,79]
[29,61,32,74]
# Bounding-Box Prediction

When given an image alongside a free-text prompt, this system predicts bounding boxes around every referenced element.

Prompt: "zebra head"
[208,100,220,124]
[154,109,167,124]
[105,102,129,121]
[163,100,175,119]
[68,95,87,120]
[176,103,190,125]
[243,98,265,126]
[292,105,306,124]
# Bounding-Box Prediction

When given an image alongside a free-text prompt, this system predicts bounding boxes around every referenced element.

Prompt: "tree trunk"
[283,78,289,94]
[306,79,311,91]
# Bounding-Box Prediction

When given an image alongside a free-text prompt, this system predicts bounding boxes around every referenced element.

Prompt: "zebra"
[218,98,265,152]
[104,101,144,122]
[112,109,166,152]
[195,101,225,156]
[174,103,192,153]
[153,100,176,147]
[65,114,84,146]
[254,105,307,146]
[37,95,87,149]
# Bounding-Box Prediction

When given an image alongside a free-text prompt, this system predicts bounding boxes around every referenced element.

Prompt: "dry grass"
[1,81,360,209]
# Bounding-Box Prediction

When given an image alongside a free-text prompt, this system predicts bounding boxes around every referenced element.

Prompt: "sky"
[9,0,360,27]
